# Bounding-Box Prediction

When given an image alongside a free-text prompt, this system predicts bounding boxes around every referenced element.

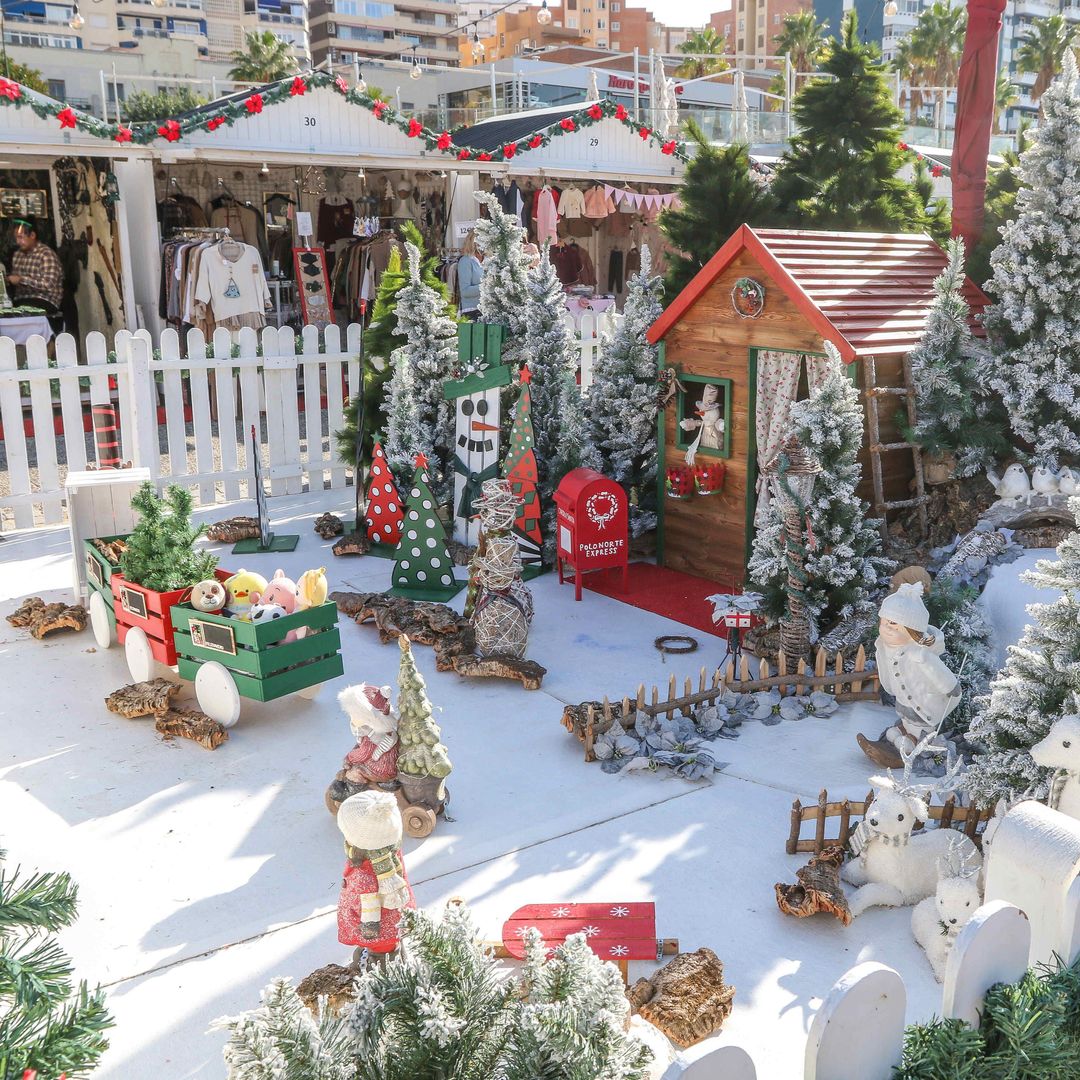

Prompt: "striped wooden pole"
[92,403,121,468]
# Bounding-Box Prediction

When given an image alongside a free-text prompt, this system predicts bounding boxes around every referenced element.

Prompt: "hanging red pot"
[666,464,695,500]
[694,460,725,496]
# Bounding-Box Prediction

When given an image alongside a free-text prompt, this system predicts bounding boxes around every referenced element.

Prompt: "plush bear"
[190,578,227,614]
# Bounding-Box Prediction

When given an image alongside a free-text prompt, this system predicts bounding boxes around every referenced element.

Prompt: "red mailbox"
[554,468,629,601]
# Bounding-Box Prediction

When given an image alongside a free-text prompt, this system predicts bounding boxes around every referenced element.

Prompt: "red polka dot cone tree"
[365,441,405,551]
[501,367,544,572]
[388,454,465,602]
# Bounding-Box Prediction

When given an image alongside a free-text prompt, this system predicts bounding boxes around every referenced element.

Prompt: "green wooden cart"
[84,535,127,648]
[169,601,345,727]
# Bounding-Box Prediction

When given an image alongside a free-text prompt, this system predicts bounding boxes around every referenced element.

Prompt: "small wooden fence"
[561,647,879,762]
[787,788,995,855]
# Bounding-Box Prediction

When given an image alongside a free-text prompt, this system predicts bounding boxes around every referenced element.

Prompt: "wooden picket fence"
[562,647,878,762]
[566,309,620,391]
[786,788,996,856]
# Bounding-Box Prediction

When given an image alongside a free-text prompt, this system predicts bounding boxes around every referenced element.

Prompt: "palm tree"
[994,69,1018,133]
[1016,14,1078,103]
[893,35,926,123]
[228,31,297,85]
[675,27,730,79]
[895,2,965,128]
[774,11,829,74]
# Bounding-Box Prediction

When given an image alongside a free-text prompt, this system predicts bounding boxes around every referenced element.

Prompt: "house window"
[675,375,732,460]
[611,19,619,29]
[48,78,66,99]
[597,17,604,28]
[567,14,577,27]
[773,12,780,22]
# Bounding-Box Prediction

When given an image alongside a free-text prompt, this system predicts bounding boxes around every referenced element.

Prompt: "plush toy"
[224,568,268,620]
[255,568,300,614]
[190,578,227,614]
[327,685,400,812]
[336,790,415,956]
[294,567,329,640]
[248,600,298,643]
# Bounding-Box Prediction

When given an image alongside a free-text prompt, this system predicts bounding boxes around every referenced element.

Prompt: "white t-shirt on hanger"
[194,243,270,320]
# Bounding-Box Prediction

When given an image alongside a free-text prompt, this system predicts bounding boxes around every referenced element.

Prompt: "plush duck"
[224,568,268,620]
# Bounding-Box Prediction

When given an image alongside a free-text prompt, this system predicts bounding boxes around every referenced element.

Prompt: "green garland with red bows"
[0,70,688,163]
[898,141,949,178]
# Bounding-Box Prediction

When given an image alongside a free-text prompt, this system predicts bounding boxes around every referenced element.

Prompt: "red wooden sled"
[500,901,678,981]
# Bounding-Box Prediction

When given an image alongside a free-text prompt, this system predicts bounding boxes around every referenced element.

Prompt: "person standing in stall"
[7,219,64,314]
[457,231,483,321]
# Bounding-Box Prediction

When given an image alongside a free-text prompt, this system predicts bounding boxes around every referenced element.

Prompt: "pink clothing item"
[642,188,663,224]
[344,736,399,784]
[535,187,559,245]
[583,185,616,219]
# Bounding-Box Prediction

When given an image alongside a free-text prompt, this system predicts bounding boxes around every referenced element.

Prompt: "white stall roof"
[0,89,151,158]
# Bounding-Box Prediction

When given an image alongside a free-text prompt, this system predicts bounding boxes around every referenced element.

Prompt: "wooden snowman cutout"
[444,364,512,548]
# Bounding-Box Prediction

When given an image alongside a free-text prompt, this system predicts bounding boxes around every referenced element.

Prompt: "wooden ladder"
[863,353,928,541]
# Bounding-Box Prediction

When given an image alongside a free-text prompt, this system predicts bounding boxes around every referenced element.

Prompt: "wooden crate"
[83,534,127,632]
[170,600,344,702]
[112,568,233,666]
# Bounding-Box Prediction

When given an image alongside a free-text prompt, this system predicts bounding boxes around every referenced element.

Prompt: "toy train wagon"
[85,538,344,727]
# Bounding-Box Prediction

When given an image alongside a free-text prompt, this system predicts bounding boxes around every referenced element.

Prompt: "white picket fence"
[0,315,619,531]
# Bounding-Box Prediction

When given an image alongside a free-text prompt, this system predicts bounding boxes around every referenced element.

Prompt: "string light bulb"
[260,162,270,175]
[471,31,485,61]
[536,0,552,26]
[151,0,167,7]
[69,4,85,29]
[884,0,898,13]
[356,68,367,94]
[410,60,423,80]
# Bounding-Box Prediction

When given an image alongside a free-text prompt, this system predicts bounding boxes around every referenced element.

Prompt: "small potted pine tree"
[395,635,451,819]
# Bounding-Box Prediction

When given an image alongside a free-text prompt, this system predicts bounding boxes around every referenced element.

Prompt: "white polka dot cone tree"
[364,441,404,549]
[387,454,466,602]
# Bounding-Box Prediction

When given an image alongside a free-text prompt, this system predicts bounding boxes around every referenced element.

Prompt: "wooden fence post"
[126,335,159,474]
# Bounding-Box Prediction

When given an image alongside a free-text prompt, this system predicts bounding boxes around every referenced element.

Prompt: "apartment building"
[308,0,462,70]
[711,0,810,66]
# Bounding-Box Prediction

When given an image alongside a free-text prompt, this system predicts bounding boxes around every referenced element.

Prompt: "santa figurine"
[325,684,399,815]
[679,383,725,465]
[857,582,961,769]
[336,790,415,959]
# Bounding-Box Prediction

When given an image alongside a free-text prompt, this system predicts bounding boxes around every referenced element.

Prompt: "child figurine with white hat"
[336,790,415,958]
[857,582,961,770]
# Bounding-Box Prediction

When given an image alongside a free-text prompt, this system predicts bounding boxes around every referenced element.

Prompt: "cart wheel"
[295,681,322,701]
[124,626,155,682]
[195,660,242,728]
[89,592,113,649]
[325,786,343,817]
[402,804,437,839]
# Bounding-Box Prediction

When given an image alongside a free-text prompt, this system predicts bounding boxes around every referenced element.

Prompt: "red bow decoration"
[478,152,492,161]
[407,117,422,137]
[159,119,182,142]
[559,117,575,131]
[931,164,944,177]
[373,100,388,118]
[206,115,225,131]
[57,107,77,129]
[334,76,349,94]
[502,141,517,159]
[436,130,452,150]
[246,93,263,114]
[528,134,543,148]
[457,149,471,160]
[0,78,21,101]
[638,126,650,140]
[897,141,909,150]
[587,103,603,120]
[615,103,628,121]
[661,140,676,155]
[289,76,307,96]
[114,126,133,143]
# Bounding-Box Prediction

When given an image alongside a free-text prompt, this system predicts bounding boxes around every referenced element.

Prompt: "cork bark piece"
[447,652,547,690]
[7,597,88,639]
[314,513,345,539]
[206,516,260,543]
[155,707,229,750]
[332,532,371,557]
[774,845,853,926]
[296,963,359,1017]
[90,537,127,564]
[628,947,735,1048]
[105,678,181,718]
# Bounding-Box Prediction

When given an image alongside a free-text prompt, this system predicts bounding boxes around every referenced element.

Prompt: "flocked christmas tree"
[389,455,463,602]
[984,51,1080,468]
[501,369,543,571]
[395,634,452,782]
[965,497,1080,807]
[214,904,652,1080]
[907,236,1010,476]
[585,244,665,537]
[119,482,218,592]
[382,243,459,502]
[747,342,892,638]
[473,192,532,344]
[363,440,404,549]
[770,11,939,234]
[0,847,114,1078]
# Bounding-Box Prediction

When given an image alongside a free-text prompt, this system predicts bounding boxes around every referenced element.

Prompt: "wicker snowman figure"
[336,790,415,955]
[464,478,519,619]
[472,535,533,659]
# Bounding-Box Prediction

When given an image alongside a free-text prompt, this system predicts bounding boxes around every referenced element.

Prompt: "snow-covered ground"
[0,491,1051,1079]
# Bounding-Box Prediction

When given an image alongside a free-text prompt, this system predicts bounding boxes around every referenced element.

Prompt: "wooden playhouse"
[646,226,989,585]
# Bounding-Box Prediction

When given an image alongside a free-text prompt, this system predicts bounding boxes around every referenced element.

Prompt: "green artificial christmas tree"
[660,123,779,298]
[388,455,464,602]
[119,482,217,592]
[395,634,452,781]
[771,10,938,233]
[747,343,892,639]
[906,236,1010,476]
[585,244,665,537]
[965,497,1080,807]
[0,848,114,1078]
[215,904,653,1080]
[473,192,532,345]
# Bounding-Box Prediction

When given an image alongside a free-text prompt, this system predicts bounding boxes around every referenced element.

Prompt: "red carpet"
[578,562,728,637]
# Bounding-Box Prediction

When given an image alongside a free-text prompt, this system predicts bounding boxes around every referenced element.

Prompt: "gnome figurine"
[336,790,415,957]
[325,684,400,816]
[857,582,961,769]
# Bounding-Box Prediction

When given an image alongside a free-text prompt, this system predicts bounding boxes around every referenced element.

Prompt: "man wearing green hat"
[7,219,63,313]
